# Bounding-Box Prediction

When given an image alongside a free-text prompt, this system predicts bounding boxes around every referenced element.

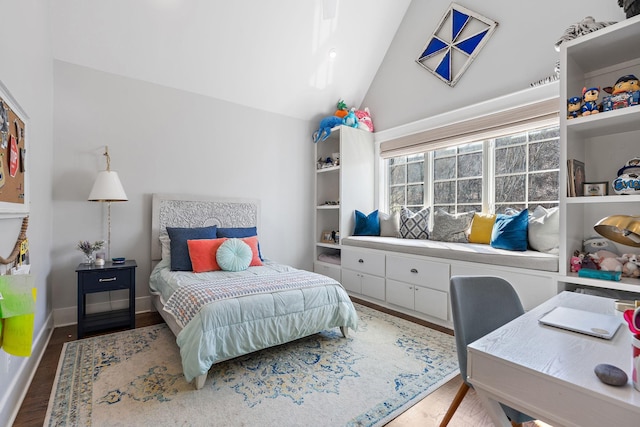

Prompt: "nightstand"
[76,260,137,338]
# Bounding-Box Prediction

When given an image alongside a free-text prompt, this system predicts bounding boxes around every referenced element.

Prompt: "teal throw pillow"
[490,209,529,251]
[216,238,253,272]
[353,210,380,236]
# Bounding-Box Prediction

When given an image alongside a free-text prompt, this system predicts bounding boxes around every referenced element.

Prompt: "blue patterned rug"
[45,304,458,426]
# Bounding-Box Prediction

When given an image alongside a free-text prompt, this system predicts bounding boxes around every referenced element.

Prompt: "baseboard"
[53,295,152,327]
[0,311,54,427]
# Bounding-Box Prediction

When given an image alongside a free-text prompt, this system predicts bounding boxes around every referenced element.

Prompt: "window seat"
[341,236,558,273]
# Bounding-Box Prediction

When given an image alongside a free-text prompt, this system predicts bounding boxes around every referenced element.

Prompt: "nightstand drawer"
[82,269,132,292]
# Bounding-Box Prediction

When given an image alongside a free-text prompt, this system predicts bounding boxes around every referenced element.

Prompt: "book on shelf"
[567,159,585,197]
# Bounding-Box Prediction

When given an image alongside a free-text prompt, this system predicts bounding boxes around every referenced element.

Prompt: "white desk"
[467,291,640,427]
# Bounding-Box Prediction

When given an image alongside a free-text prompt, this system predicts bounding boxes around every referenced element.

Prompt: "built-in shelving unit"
[559,14,640,294]
[313,125,374,282]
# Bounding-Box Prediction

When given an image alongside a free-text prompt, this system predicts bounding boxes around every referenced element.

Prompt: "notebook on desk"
[538,306,623,339]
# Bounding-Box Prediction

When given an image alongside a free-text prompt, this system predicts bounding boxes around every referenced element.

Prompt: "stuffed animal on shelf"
[342,109,358,128]
[334,99,349,118]
[312,116,343,143]
[355,108,374,132]
[567,96,582,119]
[609,74,640,95]
[621,253,640,278]
[581,87,600,116]
[583,236,619,255]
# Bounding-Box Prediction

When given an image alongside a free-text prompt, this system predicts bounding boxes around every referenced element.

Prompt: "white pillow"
[159,234,171,260]
[379,211,400,237]
[528,205,559,254]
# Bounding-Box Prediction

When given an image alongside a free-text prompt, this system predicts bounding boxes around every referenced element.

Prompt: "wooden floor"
[13,303,548,427]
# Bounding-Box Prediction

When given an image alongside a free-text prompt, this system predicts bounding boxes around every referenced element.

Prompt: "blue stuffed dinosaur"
[342,109,358,128]
[313,116,343,143]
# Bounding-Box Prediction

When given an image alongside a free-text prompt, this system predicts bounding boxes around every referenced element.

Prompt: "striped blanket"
[164,270,339,328]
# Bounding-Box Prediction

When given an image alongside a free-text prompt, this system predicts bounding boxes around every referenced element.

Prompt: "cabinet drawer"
[386,255,449,292]
[386,279,415,310]
[342,249,385,276]
[313,262,341,283]
[81,269,132,292]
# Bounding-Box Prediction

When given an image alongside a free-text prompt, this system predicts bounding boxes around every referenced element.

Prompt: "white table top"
[467,291,640,427]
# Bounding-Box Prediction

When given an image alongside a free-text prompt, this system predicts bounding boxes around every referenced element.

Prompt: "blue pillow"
[216,238,252,272]
[217,227,263,260]
[353,210,380,236]
[166,226,218,271]
[490,209,529,251]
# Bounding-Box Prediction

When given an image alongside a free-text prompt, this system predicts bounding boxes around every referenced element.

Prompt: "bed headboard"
[151,193,260,262]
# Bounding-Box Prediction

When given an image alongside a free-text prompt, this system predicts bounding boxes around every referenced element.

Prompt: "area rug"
[44,304,458,426]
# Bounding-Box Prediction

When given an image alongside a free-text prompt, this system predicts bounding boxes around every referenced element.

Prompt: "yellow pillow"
[468,213,497,244]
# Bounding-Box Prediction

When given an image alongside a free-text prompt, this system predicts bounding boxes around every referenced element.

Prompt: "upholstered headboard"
[151,193,260,262]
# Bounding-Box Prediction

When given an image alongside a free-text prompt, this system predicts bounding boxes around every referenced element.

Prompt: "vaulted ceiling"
[52,0,412,121]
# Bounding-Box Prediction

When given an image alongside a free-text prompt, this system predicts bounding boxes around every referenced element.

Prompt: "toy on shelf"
[602,74,640,111]
[612,157,640,195]
[567,96,582,119]
[581,87,600,116]
[355,108,374,132]
[621,253,640,278]
[312,116,343,143]
[342,109,358,128]
[334,99,349,118]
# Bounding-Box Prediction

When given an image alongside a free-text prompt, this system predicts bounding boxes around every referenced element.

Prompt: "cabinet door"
[362,274,385,301]
[414,285,448,320]
[386,255,449,292]
[313,262,341,283]
[341,269,362,294]
[342,248,385,276]
[386,279,415,310]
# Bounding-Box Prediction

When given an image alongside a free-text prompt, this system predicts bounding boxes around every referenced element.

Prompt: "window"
[386,125,559,215]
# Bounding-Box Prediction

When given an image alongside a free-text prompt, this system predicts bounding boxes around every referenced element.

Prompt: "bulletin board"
[0,80,29,218]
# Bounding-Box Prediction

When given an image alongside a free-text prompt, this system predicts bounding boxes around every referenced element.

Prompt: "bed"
[150,193,359,389]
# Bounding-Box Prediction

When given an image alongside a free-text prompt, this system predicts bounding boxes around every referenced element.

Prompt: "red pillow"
[241,236,263,267]
[187,238,228,272]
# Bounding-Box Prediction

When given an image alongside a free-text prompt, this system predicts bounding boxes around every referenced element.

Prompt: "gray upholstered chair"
[440,275,534,427]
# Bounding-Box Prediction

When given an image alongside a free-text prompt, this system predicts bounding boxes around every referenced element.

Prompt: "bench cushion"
[342,236,558,272]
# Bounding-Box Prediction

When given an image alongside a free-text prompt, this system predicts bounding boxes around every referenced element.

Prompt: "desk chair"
[440,276,534,427]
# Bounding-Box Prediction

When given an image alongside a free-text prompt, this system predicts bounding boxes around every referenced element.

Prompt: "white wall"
[362,0,625,131]
[0,1,53,425]
[51,61,314,322]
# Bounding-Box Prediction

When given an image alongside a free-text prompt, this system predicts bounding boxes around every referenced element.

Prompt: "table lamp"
[88,146,128,259]
[594,215,640,247]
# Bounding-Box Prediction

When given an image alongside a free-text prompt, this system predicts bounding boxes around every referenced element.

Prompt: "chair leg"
[439,382,470,427]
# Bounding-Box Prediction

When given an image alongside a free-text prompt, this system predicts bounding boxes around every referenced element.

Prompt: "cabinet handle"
[410,268,418,273]
[99,277,117,282]
[358,259,364,263]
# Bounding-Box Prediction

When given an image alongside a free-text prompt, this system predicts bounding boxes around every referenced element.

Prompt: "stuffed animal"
[583,236,619,255]
[621,253,640,278]
[609,74,640,95]
[342,109,358,128]
[355,108,374,132]
[313,116,343,143]
[570,255,583,272]
[581,87,600,116]
[334,99,349,118]
[567,96,582,119]
[598,256,624,272]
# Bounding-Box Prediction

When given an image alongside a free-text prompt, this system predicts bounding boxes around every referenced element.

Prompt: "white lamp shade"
[88,171,128,201]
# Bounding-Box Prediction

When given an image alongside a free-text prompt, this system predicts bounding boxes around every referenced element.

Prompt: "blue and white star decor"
[416,3,498,87]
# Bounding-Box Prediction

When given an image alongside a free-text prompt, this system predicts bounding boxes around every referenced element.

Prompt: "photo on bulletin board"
[0,79,29,218]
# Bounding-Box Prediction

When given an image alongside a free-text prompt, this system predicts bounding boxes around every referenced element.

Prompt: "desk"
[467,291,640,427]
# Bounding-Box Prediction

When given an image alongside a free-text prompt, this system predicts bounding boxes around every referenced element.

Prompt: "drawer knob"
[410,268,418,273]
[99,277,117,282]
[358,259,364,263]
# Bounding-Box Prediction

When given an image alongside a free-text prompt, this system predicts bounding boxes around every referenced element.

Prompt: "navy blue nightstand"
[76,260,137,338]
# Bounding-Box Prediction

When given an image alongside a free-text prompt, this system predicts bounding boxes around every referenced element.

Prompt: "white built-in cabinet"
[559,14,640,294]
[313,126,374,281]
